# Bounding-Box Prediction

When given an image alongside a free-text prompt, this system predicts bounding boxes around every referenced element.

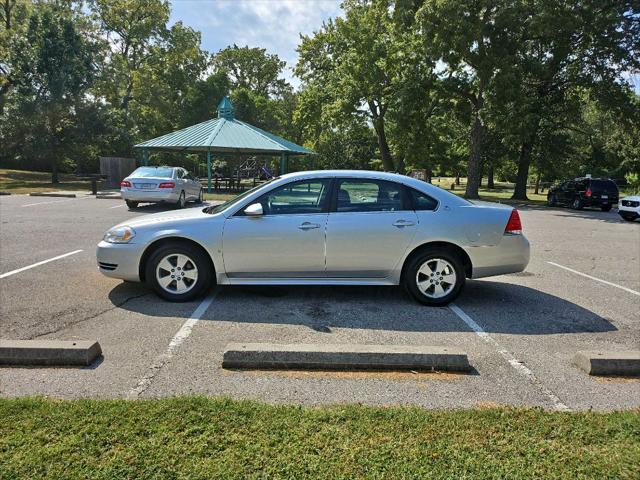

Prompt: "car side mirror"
[244,203,263,216]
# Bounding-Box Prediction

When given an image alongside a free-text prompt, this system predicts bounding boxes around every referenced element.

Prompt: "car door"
[184,171,199,199]
[222,179,332,278]
[559,181,573,205]
[325,178,418,278]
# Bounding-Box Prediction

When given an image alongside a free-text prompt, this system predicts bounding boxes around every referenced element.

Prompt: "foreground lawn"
[0,168,104,194]
[1,398,638,479]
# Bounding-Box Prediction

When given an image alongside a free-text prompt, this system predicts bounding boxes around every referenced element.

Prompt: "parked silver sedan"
[120,166,203,209]
[98,170,529,305]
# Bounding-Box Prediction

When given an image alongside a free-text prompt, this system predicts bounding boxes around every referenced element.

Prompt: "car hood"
[114,207,213,230]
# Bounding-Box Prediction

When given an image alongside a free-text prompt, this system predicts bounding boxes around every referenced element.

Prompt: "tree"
[213,44,290,97]
[416,0,522,198]
[296,0,417,172]
[505,0,640,199]
[8,4,97,182]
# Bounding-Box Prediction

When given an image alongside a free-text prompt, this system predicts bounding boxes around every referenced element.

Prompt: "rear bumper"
[465,234,530,279]
[121,189,179,203]
[96,241,145,281]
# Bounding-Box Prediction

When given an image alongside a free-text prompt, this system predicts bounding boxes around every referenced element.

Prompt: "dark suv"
[547,178,619,211]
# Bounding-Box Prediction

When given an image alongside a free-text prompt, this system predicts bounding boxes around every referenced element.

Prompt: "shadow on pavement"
[108,279,616,335]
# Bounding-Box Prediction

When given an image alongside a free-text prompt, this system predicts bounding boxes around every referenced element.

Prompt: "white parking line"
[449,303,570,411]
[127,292,217,399]
[547,261,640,296]
[22,197,89,207]
[0,250,84,279]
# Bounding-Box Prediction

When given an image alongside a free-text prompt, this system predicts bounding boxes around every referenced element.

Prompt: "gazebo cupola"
[217,96,235,119]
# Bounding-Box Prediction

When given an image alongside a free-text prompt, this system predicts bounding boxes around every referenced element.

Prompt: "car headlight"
[103,226,136,244]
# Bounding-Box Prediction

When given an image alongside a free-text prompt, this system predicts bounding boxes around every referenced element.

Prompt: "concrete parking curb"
[574,350,640,376]
[0,191,10,195]
[96,194,121,199]
[29,192,76,198]
[222,343,471,372]
[0,340,102,366]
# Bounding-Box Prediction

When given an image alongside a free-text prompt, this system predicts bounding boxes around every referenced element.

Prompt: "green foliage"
[1,397,639,479]
[625,172,640,193]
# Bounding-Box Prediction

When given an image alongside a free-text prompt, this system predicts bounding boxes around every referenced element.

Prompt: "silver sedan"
[120,166,203,209]
[98,170,529,305]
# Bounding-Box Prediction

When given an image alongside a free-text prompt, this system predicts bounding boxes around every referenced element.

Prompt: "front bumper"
[96,240,145,281]
[465,234,530,279]
[120,188,179,203]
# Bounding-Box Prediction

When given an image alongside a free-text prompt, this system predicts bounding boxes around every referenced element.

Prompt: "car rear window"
[132,167,174,178]
[589,180,618,192]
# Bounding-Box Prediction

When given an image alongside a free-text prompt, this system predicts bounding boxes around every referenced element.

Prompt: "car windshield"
[131,167,174,178]
[204,178,278,214]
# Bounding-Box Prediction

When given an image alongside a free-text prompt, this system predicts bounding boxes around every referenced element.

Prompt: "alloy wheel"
[155,253,198,294]
[415,258,457,299]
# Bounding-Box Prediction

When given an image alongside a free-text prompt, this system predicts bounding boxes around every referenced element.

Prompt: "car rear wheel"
[404,248,465,306]
[571,198,583,210]
[125,200,138,209]
[145,242,212,302]
[547,194,556,207]
[601,204,612,212]
[176,191,186,209]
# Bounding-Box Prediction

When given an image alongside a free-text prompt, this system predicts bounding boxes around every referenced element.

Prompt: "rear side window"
[408,188,438,211]
[336,179,405,212]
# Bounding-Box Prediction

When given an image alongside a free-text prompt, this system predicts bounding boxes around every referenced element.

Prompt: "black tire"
[620,214,637,222]
[175,191,186,209]
[404,247,466,306]
[571,197,583,210]
[125,200,138,209]
[601,204,612,212]
[547,194,556,207]
[145,242,213,302]
[196,188,203,204]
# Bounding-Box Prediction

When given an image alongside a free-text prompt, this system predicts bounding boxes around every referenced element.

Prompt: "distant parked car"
[618,195,640,221]
[120,166,203,209]
[547,178,619,211]
[98,170,530,306]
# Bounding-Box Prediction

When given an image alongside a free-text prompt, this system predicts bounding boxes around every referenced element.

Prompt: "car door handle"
[393,219,415,227]
[298,222,321,230]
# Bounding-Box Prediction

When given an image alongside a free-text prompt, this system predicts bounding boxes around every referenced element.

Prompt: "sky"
[169,0,343,87]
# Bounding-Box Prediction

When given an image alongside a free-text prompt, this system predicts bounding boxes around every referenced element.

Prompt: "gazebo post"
[207,148,212,193]
[143,149,149,166]
[280,153,285,175]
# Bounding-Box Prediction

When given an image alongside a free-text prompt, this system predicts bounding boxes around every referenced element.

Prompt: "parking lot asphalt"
[1,193,638,410]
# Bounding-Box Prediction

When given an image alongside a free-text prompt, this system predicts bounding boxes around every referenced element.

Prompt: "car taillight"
[120,181,131,188]
[505,209,522,235]
[158,182,175,189]
[585,188,592,197]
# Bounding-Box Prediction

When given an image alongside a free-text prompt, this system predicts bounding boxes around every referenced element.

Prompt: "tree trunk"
[512,140,534,200]
[534,171,541,195]
[455,173,460,185]
[512,122,539,200]
[51,160,59,184]
[373,118,394,172]
[465,113,483,199]
[487,164,495,189]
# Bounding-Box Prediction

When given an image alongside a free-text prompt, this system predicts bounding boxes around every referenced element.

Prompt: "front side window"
[336,179,405,213]
[255,179,331,215]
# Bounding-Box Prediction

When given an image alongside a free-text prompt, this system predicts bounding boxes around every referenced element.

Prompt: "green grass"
[432,177,549,205]
[1,397,638,479]
[0,168,106,194]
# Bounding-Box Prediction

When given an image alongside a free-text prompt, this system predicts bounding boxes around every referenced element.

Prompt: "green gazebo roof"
[134,97,314,156]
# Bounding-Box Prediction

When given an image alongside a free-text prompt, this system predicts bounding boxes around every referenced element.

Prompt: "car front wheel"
[547,194,556,207]
[620,213,638,222]
[404,248,465,306]
[176,191,186,209]
[196,188,203,204]
[571,198,583,210]
[145,242,213,302]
